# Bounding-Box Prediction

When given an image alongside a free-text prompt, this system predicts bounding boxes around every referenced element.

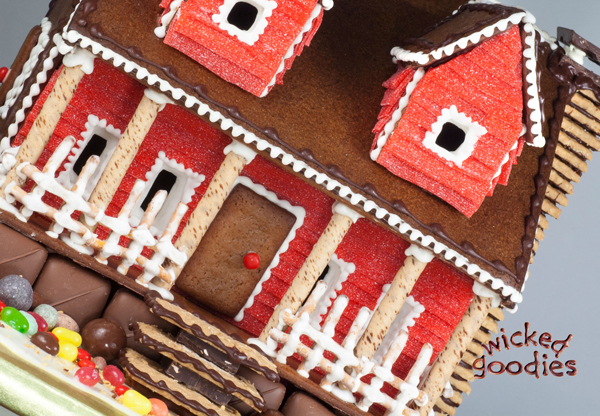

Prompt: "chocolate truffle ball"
[81,319,127,361]
[0,275,33,310]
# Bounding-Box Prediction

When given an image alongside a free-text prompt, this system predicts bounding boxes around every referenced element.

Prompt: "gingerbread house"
[0,0,599,416]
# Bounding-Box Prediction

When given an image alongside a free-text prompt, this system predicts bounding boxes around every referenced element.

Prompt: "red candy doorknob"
[243,252,260,270]
[0,67,8,83]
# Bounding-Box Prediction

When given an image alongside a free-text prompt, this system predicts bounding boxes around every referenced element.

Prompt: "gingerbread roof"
[3,0,599,308]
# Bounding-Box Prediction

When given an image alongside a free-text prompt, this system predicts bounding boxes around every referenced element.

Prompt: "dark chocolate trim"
[119,350,226,416]
[66,5,528,294]
[132,322,267,411]
[401,3,523,57]
[145,292,280,383]
[557,27,600,67]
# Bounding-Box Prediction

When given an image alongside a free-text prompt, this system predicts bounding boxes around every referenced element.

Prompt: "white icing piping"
[472,281,501,308]
[0,29,60,145]
[332,201,362,223]
[62,46,96,75]
[521,13,545,147]
[212,0,278,46]
[224,139,258,163]
[405,244,434,263]
[0,18,52,120]
[57,22,526,303]
[55,114,122,200]
[565,44,586,65]
[232,175,306,322]
[144,87,174,111]
[422,105,487,167]
[370,68,424,161]
[154,0,184,38]
[260,3,323,97]
[442,380,453,399]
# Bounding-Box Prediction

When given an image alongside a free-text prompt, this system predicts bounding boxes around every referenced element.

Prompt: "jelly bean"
[114,385,129,396]
[49,332,59,342]
[75,367,100,387]
[103,365,125,386]
[123,390,152,415]
[34,305,58,330]
[0,300,5,312]
[52,327,82,347]
[77,348,91,361]
[77,359,96,369]
[21,312,38,336]
[1,307,29,334]
[58,341,78,362]
[149,398,169,416]
[28,312,47,332]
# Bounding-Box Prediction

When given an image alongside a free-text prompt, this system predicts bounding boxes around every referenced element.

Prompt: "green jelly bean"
[1,307,29,334]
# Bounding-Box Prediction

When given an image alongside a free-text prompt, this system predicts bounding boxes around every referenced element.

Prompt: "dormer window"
[212,0,278,45]
[422,105,487,167]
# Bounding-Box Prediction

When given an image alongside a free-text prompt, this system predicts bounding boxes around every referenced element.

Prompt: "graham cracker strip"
[120,349,240,416]
[145,292,279,382]
[355,255,427,359]
[556,143,588,173]
[2,65,85,198]
[558,131,593,160]
[545,184,569,207]
[88,95,161,212]
[259,212,354,342]
[561,117,600,150]
[549,169,574,195]
[581,89,600,105]
[133,322,266,412]
[566,104,600,135]
[542,199,561,220]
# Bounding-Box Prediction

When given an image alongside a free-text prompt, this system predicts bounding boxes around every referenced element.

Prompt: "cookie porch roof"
[53,0,560,303]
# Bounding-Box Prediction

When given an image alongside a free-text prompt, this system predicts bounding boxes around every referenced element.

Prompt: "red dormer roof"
[163,0,323,96]
[372,24,528,217]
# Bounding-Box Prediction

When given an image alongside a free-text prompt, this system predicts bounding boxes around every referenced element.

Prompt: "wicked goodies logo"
[474,322,576,378]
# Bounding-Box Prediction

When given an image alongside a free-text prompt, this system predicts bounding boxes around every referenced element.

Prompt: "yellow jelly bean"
[123,390,152,415]
[52,327,82,347]
[58,341,78,362]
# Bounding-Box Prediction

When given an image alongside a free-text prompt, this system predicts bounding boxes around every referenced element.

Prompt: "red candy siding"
[376,26,525,217]
[163,0,321,96]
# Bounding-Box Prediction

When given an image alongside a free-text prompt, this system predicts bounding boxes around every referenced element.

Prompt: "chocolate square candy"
[230,366,286,416]
[33,255,111,328]
[103,288,176,361]
[0,224,47,285]
[281,393,334,416]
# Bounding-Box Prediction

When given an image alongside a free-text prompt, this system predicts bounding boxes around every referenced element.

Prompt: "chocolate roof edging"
[57,0,531,305]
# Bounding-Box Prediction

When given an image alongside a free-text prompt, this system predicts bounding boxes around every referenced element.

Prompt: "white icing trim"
[212,0,277,46]
[332,201,362,223]
[224,139,257,162]
[155,0,185,38]
[260,3,322,97]
[442,381,453,398]
[565,44,586,65]
[320,0,333,10]
[62,46,95,75]
[422,105,487,167]
[232,175,306,321]
[372,296,424,365]
[130,151,205,236]
[55,114,122,200]
[58,23,527,303]
[0,28,61,144]
[0,18,52,120]
[405,244,434,263]
[370,68,424,161]
[521,13,545,147]
[309,254,356,328]
[144,87,174,111]
[472,281,501,308]
[490,138,519,187]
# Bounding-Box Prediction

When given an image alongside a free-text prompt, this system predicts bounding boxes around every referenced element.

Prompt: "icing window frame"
[130,151,205,236]
[212,0,278,45]
[56,115,121,200]
[422,105,487,167]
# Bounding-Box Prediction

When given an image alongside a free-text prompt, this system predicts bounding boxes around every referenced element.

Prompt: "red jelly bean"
[0,301,5,312]
[49,333,59,342]
[28,312,47,332]
[75,367,100,387]
[77,359,96,369]
[103,365,125,386]
[243,252,261,270]
[0,67,8,83]
[114,385,129,396]
[149,398,169,416]
[77,348,91,361]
